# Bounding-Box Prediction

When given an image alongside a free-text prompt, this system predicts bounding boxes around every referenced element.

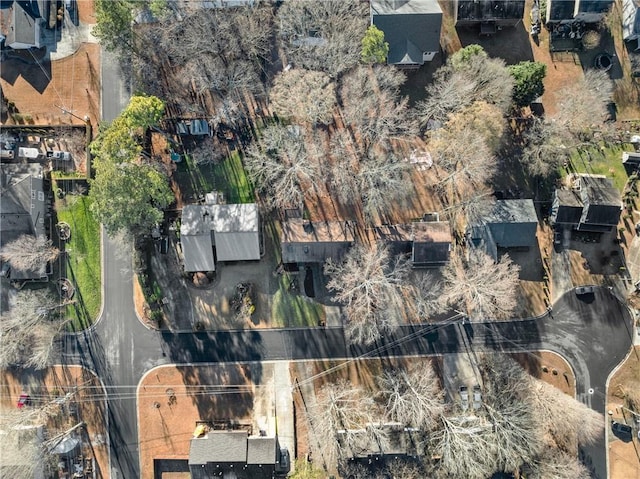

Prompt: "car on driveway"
[460,386,469,411]
[575,286,595,296]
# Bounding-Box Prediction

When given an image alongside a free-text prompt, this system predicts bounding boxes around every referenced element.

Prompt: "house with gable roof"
[370,0,442,67]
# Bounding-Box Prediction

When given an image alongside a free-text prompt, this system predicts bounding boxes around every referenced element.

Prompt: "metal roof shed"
[210,204,260,262]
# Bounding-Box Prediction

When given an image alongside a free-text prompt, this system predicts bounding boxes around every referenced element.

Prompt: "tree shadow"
[456,23,534,64]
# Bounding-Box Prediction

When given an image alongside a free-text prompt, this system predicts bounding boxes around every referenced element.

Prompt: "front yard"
[53,184,101,329]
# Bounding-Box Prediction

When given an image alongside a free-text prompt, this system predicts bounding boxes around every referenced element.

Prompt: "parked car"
[473,385,482,410]
[575,286,595,295]
[611,421,632,437]
[460,386,469,411]
[17,393,30,408]
[47,150,71,161]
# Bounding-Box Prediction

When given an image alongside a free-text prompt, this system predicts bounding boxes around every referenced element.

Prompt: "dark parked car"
[612,422,632,435]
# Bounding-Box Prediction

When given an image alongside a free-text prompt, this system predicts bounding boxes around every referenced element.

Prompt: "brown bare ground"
[138,364,260,479]
[510,351,576,396]
[607,346,640,479]
[0,365,109,478]
[1,42,101,127]
[77,0,96,25]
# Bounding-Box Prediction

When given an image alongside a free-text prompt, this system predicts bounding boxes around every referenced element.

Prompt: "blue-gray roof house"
[371,0,442,67]
[467,199,538,260]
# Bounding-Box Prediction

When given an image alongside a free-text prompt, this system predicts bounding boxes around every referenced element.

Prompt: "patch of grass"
[271,274,325,328]
[175,150,254,204]
[569,143,633,192]
[54,193,101,330]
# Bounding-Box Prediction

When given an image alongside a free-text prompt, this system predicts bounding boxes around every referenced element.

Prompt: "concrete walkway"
[273,362,295,472]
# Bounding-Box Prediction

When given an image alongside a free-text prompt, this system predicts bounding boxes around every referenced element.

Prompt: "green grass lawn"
[569,143,634,192]
[55,193,101,330]
[176,149,254,204]
[271,274,325,328]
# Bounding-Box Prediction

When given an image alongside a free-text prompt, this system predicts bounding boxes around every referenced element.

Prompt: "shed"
[281,220,355,264]
[188,119,212,136]
[371,0,443,66]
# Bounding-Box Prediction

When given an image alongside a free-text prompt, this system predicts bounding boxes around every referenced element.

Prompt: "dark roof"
[552,189,584,225]
[580,175,621,207]
[371,0,442,65]
[0,164,46,245]
[247,437,277,465]
[482,199,538,225]
[548,0,577,21]
[555,189,584,208]
[413,242,450,265]
[281,220,355,264]
[456,0,526,21]
[189,432,249,466]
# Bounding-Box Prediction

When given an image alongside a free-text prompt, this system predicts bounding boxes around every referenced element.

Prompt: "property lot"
[0,365,108,478]
[137,362,292,479]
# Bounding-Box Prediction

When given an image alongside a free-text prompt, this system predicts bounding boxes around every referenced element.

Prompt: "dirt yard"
[137,363,277,479]
[0,365,109,478]
[607,346,640,479]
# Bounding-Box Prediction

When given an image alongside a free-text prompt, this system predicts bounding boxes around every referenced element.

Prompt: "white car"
[460,386,469,411]
[48,151,71,161]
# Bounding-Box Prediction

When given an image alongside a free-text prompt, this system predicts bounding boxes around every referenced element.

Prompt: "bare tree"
[377,363,445,429]
[0,289,70,369]
[325,243,412,345]
[440,249,520,321]
[277,0,368,78]
[269,69,337,125]
[525,450,591,479]
[308,380,384,467]
[418,47,513,129]
[520,118,569,177]
[556,69,614,139]
[244,124,323,210]
[1,235,59,276]
[528,378,603,450]
[340,66,418,150]
[429,414,497,479]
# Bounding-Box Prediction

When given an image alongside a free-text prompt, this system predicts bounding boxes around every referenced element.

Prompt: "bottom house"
[189,430,289,479]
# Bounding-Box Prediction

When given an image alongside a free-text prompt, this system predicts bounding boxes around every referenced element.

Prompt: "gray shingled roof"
[371,0,442,65]
[189,432,248,466]
[246,437,276,465]
[6,2,40,48]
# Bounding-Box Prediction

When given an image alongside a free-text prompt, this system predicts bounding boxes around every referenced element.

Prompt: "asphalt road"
[62,254,634,478]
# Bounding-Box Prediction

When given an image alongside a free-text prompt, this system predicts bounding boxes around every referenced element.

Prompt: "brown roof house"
[375,220,452,267]
[550,175,622,232]
[0,163,50,281]
[371,0,443,66]
[281,219,355,265]
[180,202,261,273]
[189,431,289,479]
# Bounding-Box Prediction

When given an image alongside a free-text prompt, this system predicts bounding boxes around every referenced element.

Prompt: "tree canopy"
[509,61,547,107]
[89,95,172,235]
[361,25,389,64]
